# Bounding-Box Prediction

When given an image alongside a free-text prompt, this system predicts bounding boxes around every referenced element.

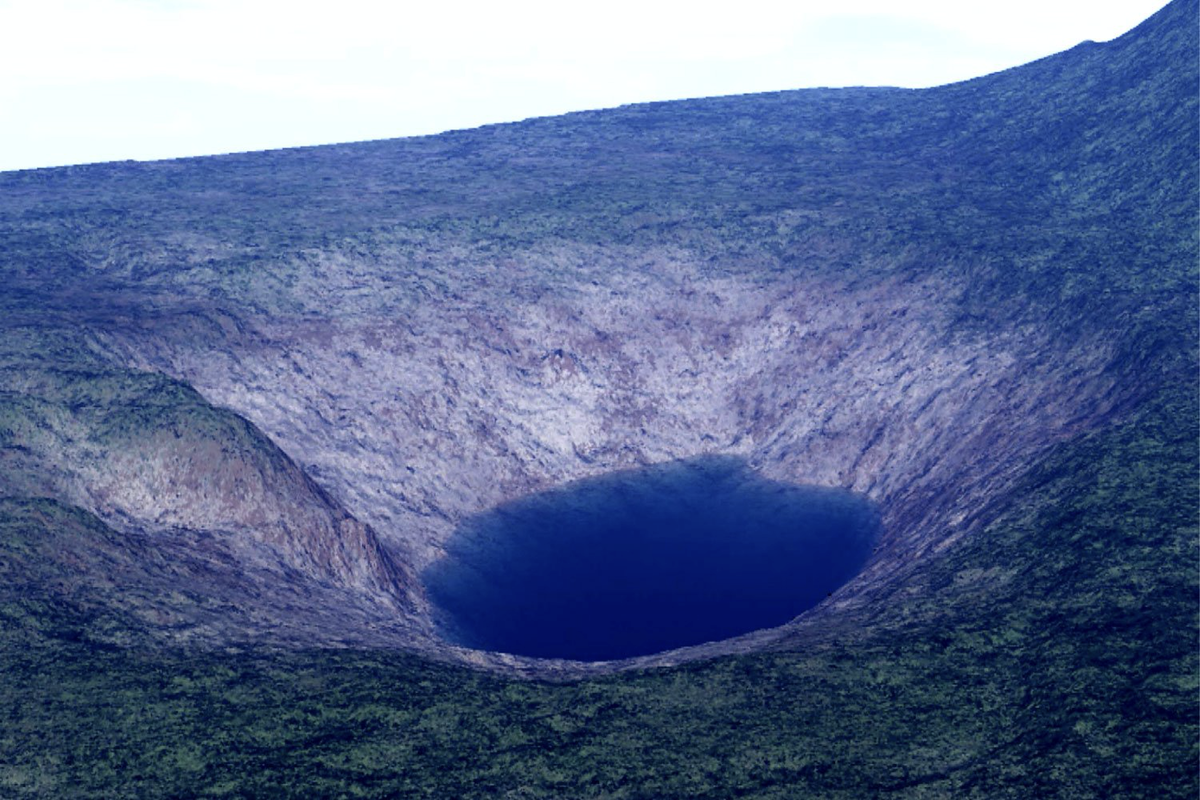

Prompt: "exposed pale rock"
[100,244,1128,668]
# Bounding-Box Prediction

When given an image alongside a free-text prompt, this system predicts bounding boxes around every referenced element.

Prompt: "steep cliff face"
[107,261,1127,601]
[0,335,417,644]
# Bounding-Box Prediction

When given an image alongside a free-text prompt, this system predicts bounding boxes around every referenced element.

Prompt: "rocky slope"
[0,329,417,647]
[105,254,1128,656]
[0,0,1194,676]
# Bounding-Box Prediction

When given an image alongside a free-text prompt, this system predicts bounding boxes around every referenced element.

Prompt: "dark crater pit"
[424,456,882,662]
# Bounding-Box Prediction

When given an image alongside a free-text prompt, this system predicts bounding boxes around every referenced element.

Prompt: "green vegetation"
[0,387,1194,797]
[0,0,1195,795]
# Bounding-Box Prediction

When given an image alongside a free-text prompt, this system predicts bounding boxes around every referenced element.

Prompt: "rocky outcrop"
[0,354,415,638]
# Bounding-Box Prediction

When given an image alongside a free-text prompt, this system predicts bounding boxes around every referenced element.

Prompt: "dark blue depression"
[423,456,881,662]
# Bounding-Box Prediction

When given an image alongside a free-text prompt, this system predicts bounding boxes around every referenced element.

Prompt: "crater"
[423,456,881,662]
[109,260,1128,669]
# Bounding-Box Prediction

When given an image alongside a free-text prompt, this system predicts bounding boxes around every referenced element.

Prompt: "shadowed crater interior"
[423,456,882,662]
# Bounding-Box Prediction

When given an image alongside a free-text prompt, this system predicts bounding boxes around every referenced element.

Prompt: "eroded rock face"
[100,245,1128,665]
[0,360,415,644]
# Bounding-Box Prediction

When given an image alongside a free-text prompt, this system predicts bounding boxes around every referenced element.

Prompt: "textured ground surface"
[2,0,1194,671]
[96,243,1130,665]
[0,1,1195,795]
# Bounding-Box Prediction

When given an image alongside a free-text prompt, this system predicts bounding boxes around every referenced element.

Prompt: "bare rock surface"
[97,243,1130,670]
[0,346,420,648]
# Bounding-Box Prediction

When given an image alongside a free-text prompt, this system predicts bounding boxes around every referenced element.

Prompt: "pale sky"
[0,0,1169,172]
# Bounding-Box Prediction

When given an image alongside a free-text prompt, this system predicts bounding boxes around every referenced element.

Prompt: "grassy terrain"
[0,386,1194,798]
[0,0,1193,338]
[0,0,1195,796]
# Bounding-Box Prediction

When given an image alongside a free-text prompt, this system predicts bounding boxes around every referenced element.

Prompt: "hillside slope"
[0,0,1195,795]
[0,328,417,646]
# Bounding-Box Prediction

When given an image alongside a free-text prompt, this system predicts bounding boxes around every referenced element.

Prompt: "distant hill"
[0,0,1194,796]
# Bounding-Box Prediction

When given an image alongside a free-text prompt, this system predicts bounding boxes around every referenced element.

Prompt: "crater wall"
[103,245,1130,661]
